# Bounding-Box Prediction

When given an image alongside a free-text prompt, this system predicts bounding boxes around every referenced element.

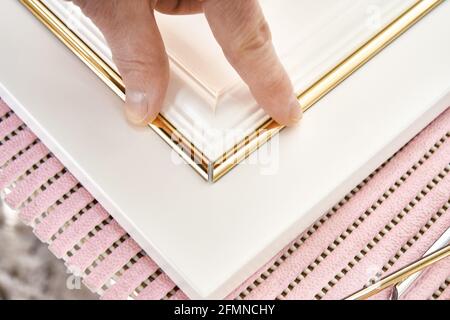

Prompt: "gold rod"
[345,245,450,300]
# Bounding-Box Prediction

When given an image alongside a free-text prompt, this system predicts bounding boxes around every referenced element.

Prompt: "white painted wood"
[42,0,415,161]
[1,0,449,299]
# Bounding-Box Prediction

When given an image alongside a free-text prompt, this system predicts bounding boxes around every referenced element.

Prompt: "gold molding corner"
[210,0,443,182]
[20,0,444,182]
[20,0,211,180]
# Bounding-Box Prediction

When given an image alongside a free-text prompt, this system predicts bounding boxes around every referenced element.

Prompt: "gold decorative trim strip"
[20,0,443,182]
[211,0,444,182]
[20,0,211,181]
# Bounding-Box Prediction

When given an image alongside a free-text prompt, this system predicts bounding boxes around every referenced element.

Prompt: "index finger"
[202,0,302,126]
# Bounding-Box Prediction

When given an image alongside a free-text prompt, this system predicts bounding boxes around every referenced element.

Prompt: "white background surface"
[1,1,450,299]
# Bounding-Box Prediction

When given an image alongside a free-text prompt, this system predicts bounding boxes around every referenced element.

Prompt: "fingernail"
[288,96,303,125]
[125,90,150,125]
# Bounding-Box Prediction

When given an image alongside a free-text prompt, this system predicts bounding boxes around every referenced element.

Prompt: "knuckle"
[226,18,272,62]
[114,56,149,75]
[72,0,102,16]
[263,69,287,91]
[114,54,168,82]
[72,0,117,29]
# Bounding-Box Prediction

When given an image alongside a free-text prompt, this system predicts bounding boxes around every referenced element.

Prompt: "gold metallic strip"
[298,0,443,110]
[345,245,450,300]
[21,0,443,182]
[20,0,210,181]
[20,0,124,98]
[211,0,444,182]
[212,118,282,182]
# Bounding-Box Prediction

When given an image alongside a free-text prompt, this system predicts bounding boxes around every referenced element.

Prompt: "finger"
[203,0,301,126]
[154,0,203,14]
[71,0,169,125]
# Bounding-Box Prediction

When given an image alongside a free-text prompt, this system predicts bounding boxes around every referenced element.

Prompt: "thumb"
[71,0,169,125]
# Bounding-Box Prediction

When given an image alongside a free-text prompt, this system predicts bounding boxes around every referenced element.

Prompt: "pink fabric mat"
[0,97,449,300]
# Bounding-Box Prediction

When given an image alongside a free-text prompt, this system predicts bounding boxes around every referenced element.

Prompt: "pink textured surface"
[439,286,450,300]
[34,188,94,244]
[228,109,450,300]
[48,203,108,258]
[135,273,176,300]
[0,99,10,117]
[401,257,450,300]
[286,142,450,300]
[5,156,63,209]
[0,128,36,166]
[65,220,126,272]
[0,142,49,190]
[169,290,190,300]
[101,256,159,300]
[0,114,23,140]
[83,237,142,292]
[324,174,450,300]
[0,97,449,300]
[19,172,78,225]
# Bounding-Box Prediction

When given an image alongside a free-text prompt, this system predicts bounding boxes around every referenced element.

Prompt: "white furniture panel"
[42,0,416,160]
[1,0,449,299]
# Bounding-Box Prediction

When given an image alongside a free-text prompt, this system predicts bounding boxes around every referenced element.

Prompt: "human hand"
[69,0,302,126]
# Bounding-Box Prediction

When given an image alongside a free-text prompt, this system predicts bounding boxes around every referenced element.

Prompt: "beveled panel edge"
[20,0,211,181]
[20,0,443,183]
[211,0,444,182]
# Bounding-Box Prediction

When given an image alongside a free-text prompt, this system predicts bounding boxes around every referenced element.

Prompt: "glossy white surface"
[43,0,415,161]
[1,1,450,299]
